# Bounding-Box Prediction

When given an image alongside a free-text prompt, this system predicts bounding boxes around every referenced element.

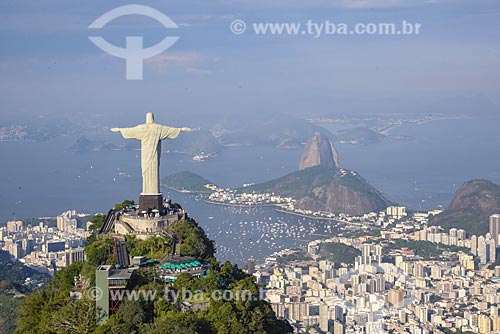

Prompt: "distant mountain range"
[172,128,223,156]
[429,179,500,235]
[68,114,390,160]
[211,114,388,148]
[211,115,334,149]
[69,129,223,157]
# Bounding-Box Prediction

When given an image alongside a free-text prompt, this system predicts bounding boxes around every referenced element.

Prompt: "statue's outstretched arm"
[111,125,145,140]
[158,125,190,140]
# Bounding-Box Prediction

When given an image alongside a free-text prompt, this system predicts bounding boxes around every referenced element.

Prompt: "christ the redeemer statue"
[111,112,190,196]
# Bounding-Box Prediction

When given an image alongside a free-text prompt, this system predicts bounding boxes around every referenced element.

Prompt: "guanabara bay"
[2,2,500,334]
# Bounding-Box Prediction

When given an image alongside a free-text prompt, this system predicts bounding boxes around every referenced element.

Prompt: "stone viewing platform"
[99,199,187,239]
[115,207,186,238]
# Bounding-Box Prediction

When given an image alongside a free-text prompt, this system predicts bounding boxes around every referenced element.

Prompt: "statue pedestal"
[139,194,164,215]
[116,212,182,237]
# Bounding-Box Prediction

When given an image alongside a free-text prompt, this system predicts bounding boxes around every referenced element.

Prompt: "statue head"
[146,112,155,124]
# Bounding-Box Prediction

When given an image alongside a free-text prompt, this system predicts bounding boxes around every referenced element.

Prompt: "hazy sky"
[1,0,499,124]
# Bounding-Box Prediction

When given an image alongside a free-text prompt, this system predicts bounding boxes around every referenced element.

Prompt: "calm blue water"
[1,116,499,264]
[332,116,500,210]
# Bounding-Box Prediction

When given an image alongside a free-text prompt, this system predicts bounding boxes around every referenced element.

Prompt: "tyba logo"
[89,4,179,80]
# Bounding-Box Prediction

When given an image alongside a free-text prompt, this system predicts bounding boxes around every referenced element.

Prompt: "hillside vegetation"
[14,215,292,334]
[0,250,51,334]
[161,171,215,193]
[243,166,392,216]
[429,179,500,235]
[319,242,361,268]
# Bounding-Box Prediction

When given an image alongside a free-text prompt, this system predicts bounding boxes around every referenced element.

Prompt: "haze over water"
[1,116,499,264]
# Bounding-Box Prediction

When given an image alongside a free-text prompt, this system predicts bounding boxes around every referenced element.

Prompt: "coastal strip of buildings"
[251,213,500,334]
[0,210,89,275]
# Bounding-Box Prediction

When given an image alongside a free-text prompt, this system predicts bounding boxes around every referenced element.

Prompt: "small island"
[68,136,120,152]
[161,171,216,193]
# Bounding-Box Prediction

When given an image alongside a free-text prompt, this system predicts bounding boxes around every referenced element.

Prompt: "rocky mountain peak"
[299,132,339,170]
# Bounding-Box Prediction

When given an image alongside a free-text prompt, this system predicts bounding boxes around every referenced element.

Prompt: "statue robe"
[118,123,181,194]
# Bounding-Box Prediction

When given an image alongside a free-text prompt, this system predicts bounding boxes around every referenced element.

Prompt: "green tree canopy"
[114,200,136,211]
